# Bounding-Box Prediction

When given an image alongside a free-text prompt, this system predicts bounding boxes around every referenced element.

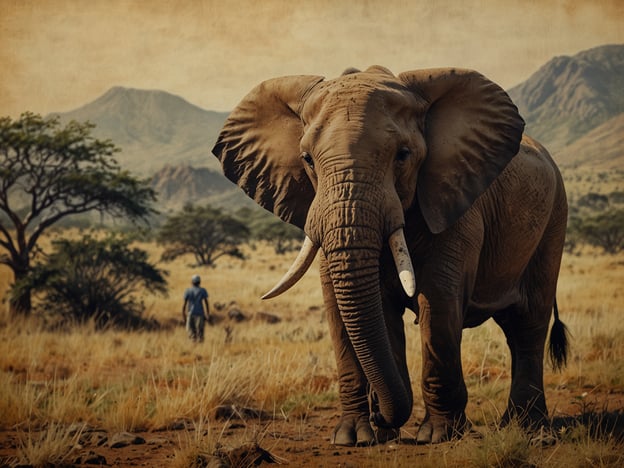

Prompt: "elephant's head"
[212,66,524,428]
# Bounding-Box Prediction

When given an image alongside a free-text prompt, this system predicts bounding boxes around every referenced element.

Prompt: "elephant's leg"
[495,215,565,429]
[494,305,551,428]
[416,293,469,444]
[320,256,374,446]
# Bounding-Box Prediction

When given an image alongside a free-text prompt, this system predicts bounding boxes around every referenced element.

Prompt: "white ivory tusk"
[389,229,416,298]
[262,236,319,300]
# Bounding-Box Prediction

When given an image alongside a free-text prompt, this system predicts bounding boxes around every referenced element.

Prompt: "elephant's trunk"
[265,174,414,428]
[321,211,412,428]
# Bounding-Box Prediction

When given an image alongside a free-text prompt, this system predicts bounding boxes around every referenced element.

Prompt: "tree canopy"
[158,204,250,266]
[0,112,157,314]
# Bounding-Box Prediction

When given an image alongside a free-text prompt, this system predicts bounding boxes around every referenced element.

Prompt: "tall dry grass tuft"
[12,423,85,467]
[170,417,216,468]
[466,421,533,468]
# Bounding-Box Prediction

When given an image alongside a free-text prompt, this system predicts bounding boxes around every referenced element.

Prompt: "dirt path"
[1,389,623,467]
[0,410,459,467]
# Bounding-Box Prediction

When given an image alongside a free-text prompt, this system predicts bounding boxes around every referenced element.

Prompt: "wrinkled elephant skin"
[212,66,569,446]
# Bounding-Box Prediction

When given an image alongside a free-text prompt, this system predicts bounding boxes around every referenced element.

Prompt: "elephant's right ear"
[212,75,324,229]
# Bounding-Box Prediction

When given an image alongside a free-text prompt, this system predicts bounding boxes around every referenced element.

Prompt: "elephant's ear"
[212,75,324,229]
[399,68,525,234]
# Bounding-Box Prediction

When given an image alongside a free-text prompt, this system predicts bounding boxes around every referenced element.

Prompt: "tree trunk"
[9,256,32,316]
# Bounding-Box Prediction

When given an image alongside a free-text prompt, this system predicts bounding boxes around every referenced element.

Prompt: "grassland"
[1,202,623,466]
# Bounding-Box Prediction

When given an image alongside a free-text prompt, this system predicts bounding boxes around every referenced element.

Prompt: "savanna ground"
[1,169,623,467]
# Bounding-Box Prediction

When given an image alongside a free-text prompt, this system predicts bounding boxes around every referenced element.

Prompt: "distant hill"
[553,113,624,169]
[52,87,229,175]
[46,44,623,215]
[508,44,624,165]
[150,164,256,213]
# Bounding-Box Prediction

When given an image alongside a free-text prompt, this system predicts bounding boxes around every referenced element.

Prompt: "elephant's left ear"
[212,75,324,229]
[399,68,525,234]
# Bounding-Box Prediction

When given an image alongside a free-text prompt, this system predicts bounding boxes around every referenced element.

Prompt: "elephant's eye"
[396,146,411,162]
[301,152,315,169]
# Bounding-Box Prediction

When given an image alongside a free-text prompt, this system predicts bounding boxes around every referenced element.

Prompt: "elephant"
[212,65,569,446]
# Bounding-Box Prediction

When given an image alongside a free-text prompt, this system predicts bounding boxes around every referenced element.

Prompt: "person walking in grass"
[182,275,210,342]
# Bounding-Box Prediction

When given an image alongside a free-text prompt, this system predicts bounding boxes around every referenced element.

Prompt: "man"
[182,275,210,342]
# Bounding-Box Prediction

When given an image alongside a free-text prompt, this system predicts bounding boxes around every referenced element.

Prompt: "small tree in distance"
[574,209,624,254]
[0,113,157,315]
[158,204,250,267]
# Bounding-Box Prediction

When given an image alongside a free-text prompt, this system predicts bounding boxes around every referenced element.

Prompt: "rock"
[74,450,107,465]
[108,431,145,448]
[214,443,283,465]
[255,311,281,324]
[160,418,194,431]
[227,305,246,322]
[214,404,271,421]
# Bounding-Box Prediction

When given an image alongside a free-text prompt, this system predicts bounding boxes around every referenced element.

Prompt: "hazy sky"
[1,0,622,117]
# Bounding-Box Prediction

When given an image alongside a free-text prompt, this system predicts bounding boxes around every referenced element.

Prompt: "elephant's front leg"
[416,293,469,443]
[320,257,374,446]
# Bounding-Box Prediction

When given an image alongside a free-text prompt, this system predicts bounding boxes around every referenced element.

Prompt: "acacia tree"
[158,204,250,266]
[575,209,624,254]
[0,113,156,315]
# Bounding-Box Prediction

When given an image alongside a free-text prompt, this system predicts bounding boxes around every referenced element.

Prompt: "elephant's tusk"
[262,236,319,300]
[389,229,416,298]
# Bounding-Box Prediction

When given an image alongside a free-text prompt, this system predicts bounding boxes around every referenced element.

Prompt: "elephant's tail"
[548,298,569,371]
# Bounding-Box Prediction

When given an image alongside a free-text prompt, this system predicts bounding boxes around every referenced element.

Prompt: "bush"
[13,233,168,329]
[577,192,609,211]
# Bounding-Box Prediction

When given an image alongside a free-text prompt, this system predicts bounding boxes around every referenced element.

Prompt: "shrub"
[13,233,168,329]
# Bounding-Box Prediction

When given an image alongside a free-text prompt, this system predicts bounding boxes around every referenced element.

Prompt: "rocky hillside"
[552,113,624,169]
[52,87,229,174]
[150,164,255,213]
[508,44,624,167]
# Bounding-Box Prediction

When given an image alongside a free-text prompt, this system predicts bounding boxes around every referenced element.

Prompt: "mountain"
[46,44,623,215]
[552,113,624,169]
[508,44,624,162]
[150,164,257,213]
[52,87,229,174]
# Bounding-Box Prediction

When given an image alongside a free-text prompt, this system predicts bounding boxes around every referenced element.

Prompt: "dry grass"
[561,167,624,203]
[1,223,623,465]
[11,422,85,467]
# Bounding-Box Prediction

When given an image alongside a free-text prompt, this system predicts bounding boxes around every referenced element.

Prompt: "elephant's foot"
[416,412,469,444]
[500,409,557,446]
[331,413,376,446]
[500,398,548,430]
[331,413,401,446]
